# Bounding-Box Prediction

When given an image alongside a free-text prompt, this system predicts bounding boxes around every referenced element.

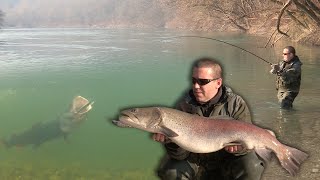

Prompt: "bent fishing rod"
[173,35,273,65]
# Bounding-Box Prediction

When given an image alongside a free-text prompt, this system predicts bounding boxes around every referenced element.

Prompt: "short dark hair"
[284,46,296,55]
[192,57,223,78]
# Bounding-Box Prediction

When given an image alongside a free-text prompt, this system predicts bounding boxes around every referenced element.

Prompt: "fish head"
[113,107,179,137]
[113,107,163,133]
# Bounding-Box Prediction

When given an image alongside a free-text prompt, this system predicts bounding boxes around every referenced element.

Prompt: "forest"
[0,0,319,45]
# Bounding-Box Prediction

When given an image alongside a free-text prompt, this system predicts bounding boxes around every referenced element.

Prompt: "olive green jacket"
[275,56,302,92]
[164,86,251,160]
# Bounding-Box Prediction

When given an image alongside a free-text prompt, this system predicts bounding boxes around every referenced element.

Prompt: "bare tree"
[292,0,320,27]
[273,0,320,30]
[207,0,279,32]
[267,0,320,45]
[206,0,319,45]
[276,0,292,36]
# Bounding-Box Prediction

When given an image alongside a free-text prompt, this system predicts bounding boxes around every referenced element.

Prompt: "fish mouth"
[112,112,138,128]
[112,119,132,128]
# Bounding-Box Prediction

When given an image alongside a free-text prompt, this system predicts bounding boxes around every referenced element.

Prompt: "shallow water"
[0,28,319,179]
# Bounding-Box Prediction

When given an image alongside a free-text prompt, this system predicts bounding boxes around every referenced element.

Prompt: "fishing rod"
[173,35,273,65]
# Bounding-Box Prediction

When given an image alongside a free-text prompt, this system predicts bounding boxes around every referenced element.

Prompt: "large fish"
[112,107,308,176]
[1,96,94,148]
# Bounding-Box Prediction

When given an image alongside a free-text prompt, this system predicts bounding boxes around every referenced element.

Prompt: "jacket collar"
[187,85,232,107]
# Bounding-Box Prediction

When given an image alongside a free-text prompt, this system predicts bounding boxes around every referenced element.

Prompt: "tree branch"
[270,0,284,6]
[305,0,320,16]
[271,28,290,46]
[286,10,309,29]
[292,0,320,27]
[277,0,292,37]
[210,3,248,31]
[265,29,277,47]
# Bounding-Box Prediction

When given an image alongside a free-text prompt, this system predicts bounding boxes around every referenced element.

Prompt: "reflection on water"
[0,28,320,179]
[274,109,303,141]
[256,108,320,180]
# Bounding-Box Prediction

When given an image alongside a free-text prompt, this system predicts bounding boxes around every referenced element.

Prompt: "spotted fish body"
[113,107,308,176]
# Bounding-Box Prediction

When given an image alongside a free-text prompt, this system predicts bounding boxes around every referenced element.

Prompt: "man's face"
[192,67,222,104]
[283,48,294,62]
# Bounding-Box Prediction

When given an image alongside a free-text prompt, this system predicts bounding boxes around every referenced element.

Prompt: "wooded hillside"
[0,0,319,45]
[158,0,320,46]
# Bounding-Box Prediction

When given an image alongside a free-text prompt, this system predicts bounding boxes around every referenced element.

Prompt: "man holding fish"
[153,57,264,180]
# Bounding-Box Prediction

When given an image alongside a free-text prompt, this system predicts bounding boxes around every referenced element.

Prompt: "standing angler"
[270,46,302,109]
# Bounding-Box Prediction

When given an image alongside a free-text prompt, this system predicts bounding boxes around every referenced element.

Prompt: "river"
[0,28,319,179]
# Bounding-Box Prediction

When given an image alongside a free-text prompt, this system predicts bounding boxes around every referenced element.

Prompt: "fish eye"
[131,108,138,113]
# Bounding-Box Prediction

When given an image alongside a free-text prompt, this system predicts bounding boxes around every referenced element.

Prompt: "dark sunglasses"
[192,77,220,86]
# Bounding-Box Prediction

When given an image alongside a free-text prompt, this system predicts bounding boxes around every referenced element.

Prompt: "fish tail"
[277,145,308,176]
[255,148,273,162]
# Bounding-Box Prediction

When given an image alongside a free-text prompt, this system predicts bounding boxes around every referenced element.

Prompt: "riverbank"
[1,0,319,46]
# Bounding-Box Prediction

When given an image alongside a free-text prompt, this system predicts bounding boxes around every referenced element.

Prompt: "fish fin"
[210,115,233,120]
[276,145,308,176]
[223,142,243,147]
[255,148,273,162]
[266,129,276,137]
[161,127,178,137]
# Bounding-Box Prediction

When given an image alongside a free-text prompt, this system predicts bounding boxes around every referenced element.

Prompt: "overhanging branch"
[277,0,292,36]
[293,0,320,27]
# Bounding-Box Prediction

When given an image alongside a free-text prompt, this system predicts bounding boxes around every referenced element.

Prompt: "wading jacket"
[275,56,302,92]
[164,86,252,163]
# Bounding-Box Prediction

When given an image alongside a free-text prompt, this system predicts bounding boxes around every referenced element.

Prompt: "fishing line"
[173,35,273,65]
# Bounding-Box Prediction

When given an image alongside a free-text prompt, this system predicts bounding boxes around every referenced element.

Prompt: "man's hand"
[152,133,167,143]
[270,64,280,74]
[224,145,245,154]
